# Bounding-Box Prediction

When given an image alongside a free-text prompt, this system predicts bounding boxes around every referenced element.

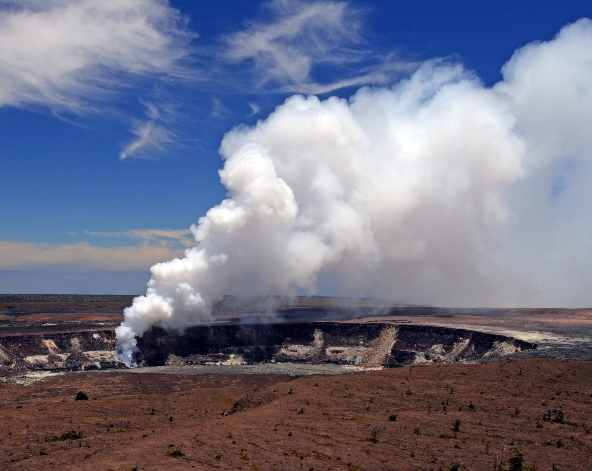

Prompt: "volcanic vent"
[0,296,541,374]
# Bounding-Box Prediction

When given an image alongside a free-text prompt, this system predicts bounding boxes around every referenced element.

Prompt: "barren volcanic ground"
[1,359,592,470]
[1,295,592,470]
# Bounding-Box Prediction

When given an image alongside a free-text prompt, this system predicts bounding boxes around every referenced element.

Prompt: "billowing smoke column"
[117,20,592,366]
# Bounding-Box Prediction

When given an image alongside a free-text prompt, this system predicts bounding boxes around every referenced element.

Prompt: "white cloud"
[223,0,415,93]
[0,241,185,271]
[0,0,193,112]
[85,228,195,248]
[248,102,260,116]
[119,117,173,160]
[210,97,230,118]
[0,0,416,159]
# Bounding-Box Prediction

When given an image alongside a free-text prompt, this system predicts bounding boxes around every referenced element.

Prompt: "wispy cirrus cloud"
[248,102,260,116]
[0,0,417,160]
[119,116,173,160]
[0,0,195,159]
[223,0,416,94]
[0,0,194,111]
[210,97,231,118]
[84,228,195,248]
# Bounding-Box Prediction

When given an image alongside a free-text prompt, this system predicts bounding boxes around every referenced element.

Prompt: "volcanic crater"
[1,295,592,470]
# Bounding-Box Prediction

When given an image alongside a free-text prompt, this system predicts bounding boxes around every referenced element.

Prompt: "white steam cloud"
[117,20,592,366]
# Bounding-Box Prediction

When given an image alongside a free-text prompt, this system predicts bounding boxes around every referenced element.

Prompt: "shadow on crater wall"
[137,322,536,369]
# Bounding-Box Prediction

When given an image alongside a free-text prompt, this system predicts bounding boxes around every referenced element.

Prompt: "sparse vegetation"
[50,430,83,441]
[543,409,564,423]
[366,427,379,443]
[166,447,186,459]
[75,391,89,401]
[508,452,524,471]
[1,352,590,470]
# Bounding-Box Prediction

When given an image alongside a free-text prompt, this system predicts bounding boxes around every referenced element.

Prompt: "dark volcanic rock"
[0,320,536,373]
[0,294,551,373]
[136,322,535,368]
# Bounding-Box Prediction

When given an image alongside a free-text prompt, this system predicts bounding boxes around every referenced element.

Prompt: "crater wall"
[0,321,536,373]
[137,322,536,368]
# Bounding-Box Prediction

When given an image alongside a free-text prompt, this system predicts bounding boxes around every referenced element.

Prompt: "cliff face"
[137,322,536,368]
[0,330,120,371]
[0,321,535,373]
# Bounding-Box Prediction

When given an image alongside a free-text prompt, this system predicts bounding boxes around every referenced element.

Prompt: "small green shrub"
[75,391,89,401]
[53,430,83,441]
[166,448,186,459]
[388,414,397,421]
[367,427,379,443]
[543,409,564,423]
[508,452,524,471]
[453,419,461,432]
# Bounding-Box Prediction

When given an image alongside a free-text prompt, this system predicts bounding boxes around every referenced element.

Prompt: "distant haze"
[117,20,592,366]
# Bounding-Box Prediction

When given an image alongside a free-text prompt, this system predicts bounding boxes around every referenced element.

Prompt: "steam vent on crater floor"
[2,295,592,374]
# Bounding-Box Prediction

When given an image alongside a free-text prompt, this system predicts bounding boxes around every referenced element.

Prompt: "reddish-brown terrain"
[1,358,591,471]
[1,295,591,469]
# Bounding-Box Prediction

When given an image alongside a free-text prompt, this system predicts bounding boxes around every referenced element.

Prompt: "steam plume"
[116,20,592,366]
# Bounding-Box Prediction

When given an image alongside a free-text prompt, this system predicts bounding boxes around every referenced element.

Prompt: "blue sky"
[1,0,592,295]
